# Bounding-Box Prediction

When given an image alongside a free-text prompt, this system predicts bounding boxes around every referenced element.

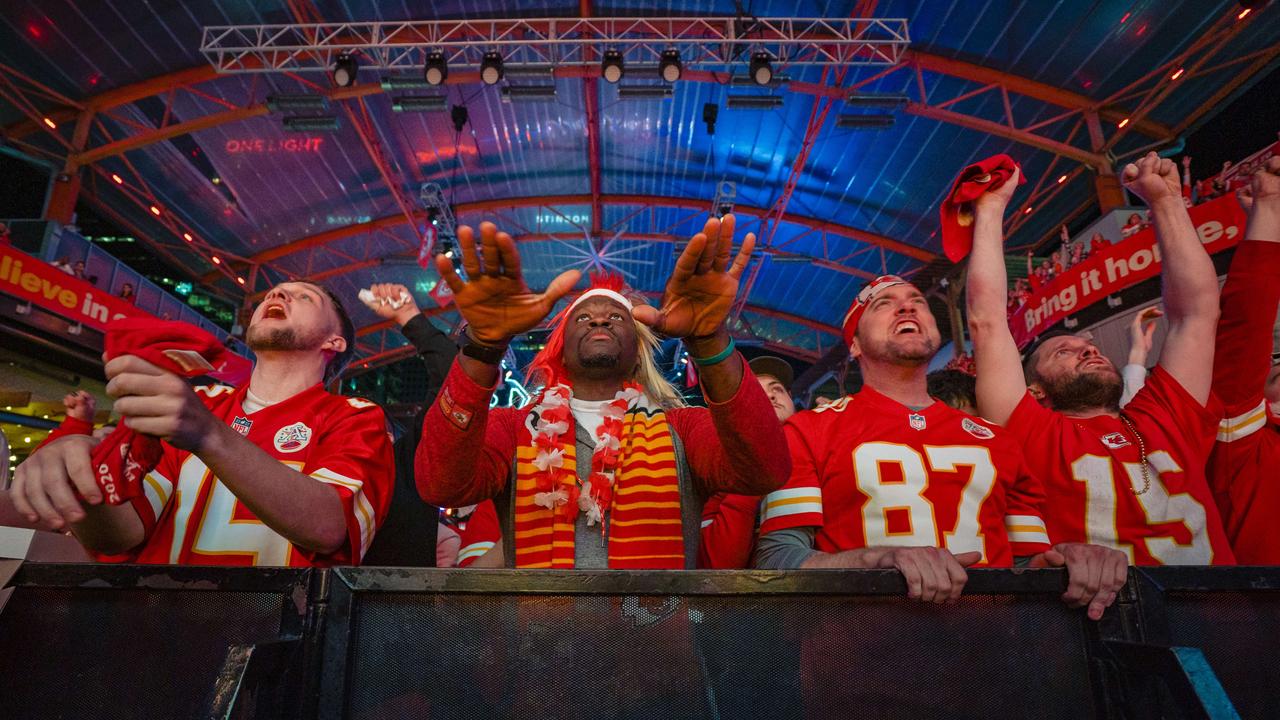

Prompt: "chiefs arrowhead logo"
[962,417,995,440]
[1101,432,1131,449]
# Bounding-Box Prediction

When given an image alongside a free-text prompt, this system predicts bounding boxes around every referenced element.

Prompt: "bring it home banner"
[0,245,150,331]
[1009,192,1248,348]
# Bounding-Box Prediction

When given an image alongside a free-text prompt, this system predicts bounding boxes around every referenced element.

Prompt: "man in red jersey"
[967,152,1235,566]
[757,275,1127,619]
[11,282,393,566]
[1208,157,1280,563]
[697,355,796,568]
[417,216,789,569]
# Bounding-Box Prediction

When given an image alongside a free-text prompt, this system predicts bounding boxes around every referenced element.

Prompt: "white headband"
[569,288,633,312]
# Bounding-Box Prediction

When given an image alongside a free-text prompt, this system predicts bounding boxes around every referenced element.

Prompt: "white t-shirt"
[569,397,611,447]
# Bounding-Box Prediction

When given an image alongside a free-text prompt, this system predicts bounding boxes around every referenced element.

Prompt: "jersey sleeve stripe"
[141,471,173,522]
[1004,514,1047,530]
[457,541,495,562]
[766,487,826,502]
[1217,400,1267,443]
[1004,515,1051,545]
[311,467,377,559]
[762,501,823,522]
[1007,529,1052,545]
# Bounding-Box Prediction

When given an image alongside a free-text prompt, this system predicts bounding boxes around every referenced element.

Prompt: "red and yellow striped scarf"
[513,393,685,569]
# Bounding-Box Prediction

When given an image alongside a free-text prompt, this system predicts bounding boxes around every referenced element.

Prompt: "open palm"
[633,214,755,339]
[436,222,580,344]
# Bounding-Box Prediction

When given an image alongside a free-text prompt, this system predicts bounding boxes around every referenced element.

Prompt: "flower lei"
[530,380,644,528]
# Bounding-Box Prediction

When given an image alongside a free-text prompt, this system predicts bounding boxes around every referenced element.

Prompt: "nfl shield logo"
[909,413,927,431]
[231,416,253,436]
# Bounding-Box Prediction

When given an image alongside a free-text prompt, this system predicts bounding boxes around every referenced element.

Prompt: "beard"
[579,349,620,369]
[246,323,323,353]
[1041,370,1123,413]
[861,333,939,366]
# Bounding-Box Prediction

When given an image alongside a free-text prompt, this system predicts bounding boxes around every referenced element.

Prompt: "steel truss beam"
[199,17,910,74]
[210,193,931,289]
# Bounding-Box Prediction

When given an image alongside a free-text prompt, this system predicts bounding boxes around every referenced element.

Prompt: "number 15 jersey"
[759,387,1051,566]
[1006,366,1234,565]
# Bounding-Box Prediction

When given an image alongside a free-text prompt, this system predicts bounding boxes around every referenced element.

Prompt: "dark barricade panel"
[1135,567,1280,720]
[0,563,311,720]
[325,569,1097,720]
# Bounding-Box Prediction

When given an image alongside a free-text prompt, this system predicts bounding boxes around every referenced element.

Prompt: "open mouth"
[893,320,921,335]
[262,304,287,320]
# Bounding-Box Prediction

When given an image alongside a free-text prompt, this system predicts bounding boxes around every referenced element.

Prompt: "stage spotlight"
[702,102,718,134]
[424,51,448,86]
[749,52,773,86]
[480,51,504,85]
[451,105,469,133]
[601,50,624,83]
[659,49,682,83]
[332,53,358,87]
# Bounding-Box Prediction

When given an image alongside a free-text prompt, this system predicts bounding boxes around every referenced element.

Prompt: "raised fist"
[364,283,420,326]
[1122,152,1181,204]
[1237,156,1280,215]
[63,390,96,424]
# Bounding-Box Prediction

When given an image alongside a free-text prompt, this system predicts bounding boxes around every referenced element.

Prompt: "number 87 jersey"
[760,387,1052,566]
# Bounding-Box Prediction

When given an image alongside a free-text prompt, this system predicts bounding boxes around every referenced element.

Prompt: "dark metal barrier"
[2,565,1278,719]
[0,564,314,720]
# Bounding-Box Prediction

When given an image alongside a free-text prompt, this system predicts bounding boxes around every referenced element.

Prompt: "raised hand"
[632,214,755,339]
[1128,306,1163,366]
[973,166,1021,216]
[63,390,96,424]
[1237,156,1280,215]
[1122,152,1181,205]
[435,222,580,344]
[366,283,420,326]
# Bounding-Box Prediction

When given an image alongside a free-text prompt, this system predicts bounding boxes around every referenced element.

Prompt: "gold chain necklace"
[1118,413,1151,495]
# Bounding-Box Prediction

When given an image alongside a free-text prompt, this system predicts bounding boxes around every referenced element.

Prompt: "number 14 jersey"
[99,383,394,567]
[759,387,1052,566]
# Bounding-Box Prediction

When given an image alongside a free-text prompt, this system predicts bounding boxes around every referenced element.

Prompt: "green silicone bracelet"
[691,337,736,367]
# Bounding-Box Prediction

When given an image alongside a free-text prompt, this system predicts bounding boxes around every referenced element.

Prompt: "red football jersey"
[456,500,500,567]
[759,387,1051,566]
[1208,240,1280,563]
[1007,366,1234,565]
[698,492,760,569]
[100,383,394,567]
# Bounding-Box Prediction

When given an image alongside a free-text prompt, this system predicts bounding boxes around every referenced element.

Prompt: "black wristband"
[461,341,508,365]
[459,326,509,365]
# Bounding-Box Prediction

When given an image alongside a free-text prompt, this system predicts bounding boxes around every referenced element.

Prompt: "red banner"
[0,245,150,331]
[1009,193,1248,348]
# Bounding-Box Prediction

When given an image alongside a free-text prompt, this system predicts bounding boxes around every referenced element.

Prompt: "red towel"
[92,319,247,504]
[940,154,1026,262]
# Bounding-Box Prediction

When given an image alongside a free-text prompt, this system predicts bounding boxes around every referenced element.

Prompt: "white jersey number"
[167,456,293,565]
[1070,451,1211,564]
[853,443,997,560]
